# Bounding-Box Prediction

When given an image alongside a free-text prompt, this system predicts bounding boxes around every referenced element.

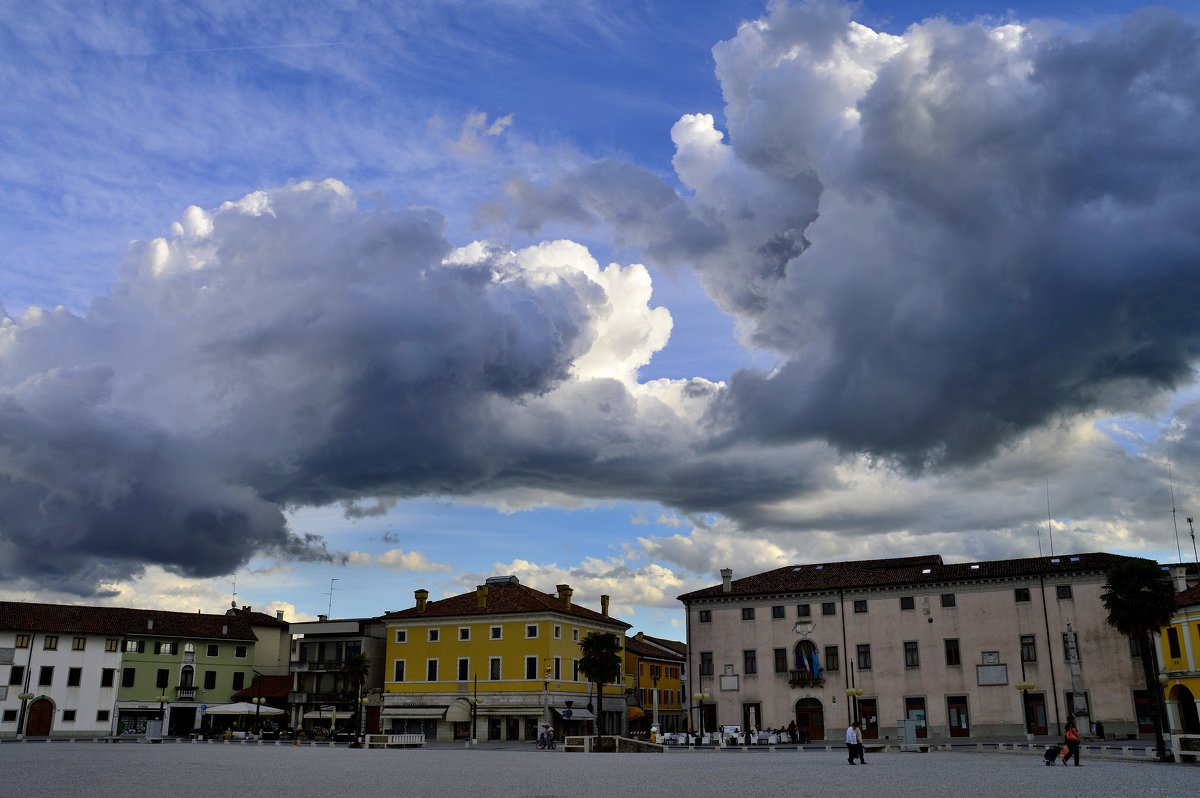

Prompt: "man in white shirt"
[846,721,859,764]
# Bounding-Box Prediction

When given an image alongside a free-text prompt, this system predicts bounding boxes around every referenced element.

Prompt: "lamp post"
[1015,681,1036,738]
[543,663,553,740]
[845,688,863,723]
[16,692,35,739]
[358,695,368,745]
[692,691,710,742]
[652,672,660,730]
[251,697,266,735]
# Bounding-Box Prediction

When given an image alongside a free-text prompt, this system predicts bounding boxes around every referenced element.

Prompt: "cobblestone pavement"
[0,741,1193,798]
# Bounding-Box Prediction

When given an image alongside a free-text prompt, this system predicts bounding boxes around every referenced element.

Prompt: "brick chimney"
[720,568,733,593]
[600,594,610,617]
[557,584,573,610]
[476,585,488,609]
[415,589,429,612]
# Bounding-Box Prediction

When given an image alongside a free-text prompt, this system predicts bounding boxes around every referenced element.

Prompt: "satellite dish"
[231,600,237,608]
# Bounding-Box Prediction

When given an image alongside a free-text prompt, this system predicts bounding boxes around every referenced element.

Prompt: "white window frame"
[572,628,579,642]
[393,660,406,682]
[489,656,502,680]
[525,655,539,680]
[458,627,471,641]
[457,657,470,681]
[525,624,539,639]
[490,626,502,640]
[395,629,407,644]
[426,658,438,682]
[553,625,561,639]
[553,656,561,680]
[573,659,580,681]
[428,628,440,642]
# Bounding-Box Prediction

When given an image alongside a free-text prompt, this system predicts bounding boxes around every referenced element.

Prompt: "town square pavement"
[0,742,1194,798]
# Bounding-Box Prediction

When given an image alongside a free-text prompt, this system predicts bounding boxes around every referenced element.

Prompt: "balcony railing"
[289,659,345,672]
[787,670,824,688]
[288,692,307,704]
[176,686,197,701]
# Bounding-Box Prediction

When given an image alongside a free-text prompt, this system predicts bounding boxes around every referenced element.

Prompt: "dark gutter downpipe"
[1039,572,1063,737]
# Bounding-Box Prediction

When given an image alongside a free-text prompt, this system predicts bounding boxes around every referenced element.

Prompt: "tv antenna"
[1045,480,1055,557]
[1188,517,1199,569]
[1168,448,1183,564]
[324,577,340,617]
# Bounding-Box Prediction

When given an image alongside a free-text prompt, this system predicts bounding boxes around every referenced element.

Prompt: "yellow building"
[1157,579,1200,735]
[624,632,686,734]
[381,576,630,742]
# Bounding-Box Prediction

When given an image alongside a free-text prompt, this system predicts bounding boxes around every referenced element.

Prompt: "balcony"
[288,692,307,704]
[175,686,197,701]
[788,670,824,688]
[289,659,345,672]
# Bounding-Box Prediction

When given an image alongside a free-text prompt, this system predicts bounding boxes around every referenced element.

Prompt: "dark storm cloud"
[513,1,1200,468]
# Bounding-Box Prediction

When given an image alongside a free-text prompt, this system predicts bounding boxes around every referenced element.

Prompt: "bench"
[365,734,425,749]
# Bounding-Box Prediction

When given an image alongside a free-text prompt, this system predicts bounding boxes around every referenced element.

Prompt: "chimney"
[720,568,733,593]
[476,585,488,609]
[317,614,328,622]
[415,589,429,612]
[243,605,251,612]
[636,632,644,642]
[600,594,610,617]
[276,610,285,621]
[557,584,573,610]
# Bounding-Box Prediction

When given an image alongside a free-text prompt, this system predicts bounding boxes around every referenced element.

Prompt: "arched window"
[180,665,194,688]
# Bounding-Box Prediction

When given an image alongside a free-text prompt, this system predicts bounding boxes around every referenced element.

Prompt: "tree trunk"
[592,680,601,749]
[1138,629,1169,761]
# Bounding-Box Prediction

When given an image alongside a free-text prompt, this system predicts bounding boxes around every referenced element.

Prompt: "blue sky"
[3,1,1200,640]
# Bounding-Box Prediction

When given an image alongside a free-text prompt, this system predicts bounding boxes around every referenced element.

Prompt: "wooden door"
[947,695,970,737]
[794,698,824,742]
[26,698,54,737]
[1023,692,1047,735]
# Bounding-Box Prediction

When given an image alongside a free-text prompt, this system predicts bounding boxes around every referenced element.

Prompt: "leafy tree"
[342,652,372,738]
[578,631,622,745]
[1101,559,1177,761]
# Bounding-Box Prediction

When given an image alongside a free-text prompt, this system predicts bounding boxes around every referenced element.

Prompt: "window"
[743,650,757,675]
[1129,636,1142,657]
[1168,627,1182,659]
[573,659,580,681]
[123,668,137,688]
[203,670,216,690]
[1056,585,1073,600]
[490,657,501,680]
[853,600,868,614]
[944,639,961,667]
[101,668,115,688]
[426,660,438,681]
[390,629,405,644]
[62,667,81,687]
[771,606,785,619]
[821,602,836,616]
[393,661,406,682]
[1020,635,1037,662]
[1014,587,1031,602]
[232,671,245,690]
[154,641,174,655]
[428,629,440,642]
[490,626,502,640]
[234,645,247,658]
[38,666,53,686]
[526,656,539,679]
[856,645,871,671]
[62,710,76,722]
[72,637,86,651]
[105,639,118,652]
[458,658,470,681]
[797,604,811,617]
[700,651,714,676]
[553,625,561,639]
[97,710,110,722]
[699,610,712,623]
[824,646,840,672]
[15,634,30,648]
[940,593,956,608]
[44,635,58,650]
[904,641,920,668]
[2,710,16,722]
[9,665,24,686]
[153,669,168,689]
[900,596,915,610]
[572,628,579,641]
[554,657,561,680]
[526,624,539,639]
[207,644,219,657]
[741,608,755,621]
[774,648,788,673]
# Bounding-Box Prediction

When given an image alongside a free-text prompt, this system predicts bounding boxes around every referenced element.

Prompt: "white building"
[680,552,1152,742]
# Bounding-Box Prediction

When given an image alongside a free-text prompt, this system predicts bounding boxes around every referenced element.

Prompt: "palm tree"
[578,631,622,747]
[342,653,372,741]
[1101,559,1177,761]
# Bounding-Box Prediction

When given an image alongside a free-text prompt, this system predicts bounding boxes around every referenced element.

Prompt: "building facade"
[1160,577,1200,735]
[624,632,686,733]
[287,615,387,734]
[680,553,1154,742]
[380,576,630,742]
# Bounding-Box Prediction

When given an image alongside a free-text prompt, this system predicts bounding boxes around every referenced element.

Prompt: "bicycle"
[534,735,557,750]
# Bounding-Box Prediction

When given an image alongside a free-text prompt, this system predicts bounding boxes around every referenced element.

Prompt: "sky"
[3,0,1200,641]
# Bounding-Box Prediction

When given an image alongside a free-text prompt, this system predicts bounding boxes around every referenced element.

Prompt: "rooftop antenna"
[1188,517,1199,570]
[1036,526,1043,558]
[232,571,238,605]
[1045,480,1055,557]
[1168,448,1183,564]
[324,577,340,617]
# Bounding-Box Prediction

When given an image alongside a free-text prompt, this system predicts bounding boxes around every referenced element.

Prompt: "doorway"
[905,696,928,738]
[26,698,54,736]
[1170,685,1200,734]
[857,698,879,739]
[169,706,197,737]
[1023,692,1047,735]
[947,695,970,737]
[794,697,824,742]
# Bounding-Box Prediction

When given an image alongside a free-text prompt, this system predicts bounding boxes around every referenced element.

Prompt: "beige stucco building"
[680,552,1154,742]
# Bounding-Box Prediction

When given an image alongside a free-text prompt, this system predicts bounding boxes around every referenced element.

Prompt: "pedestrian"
[788,720,797,743]
[846,720,865,764]
[1062,716,1081,766]
[854,721,867,764]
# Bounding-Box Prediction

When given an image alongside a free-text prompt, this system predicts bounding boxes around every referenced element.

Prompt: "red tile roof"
[625,634,685,662]
[639,634,687,658]
[0,601,258,641]
[382,582,630,629]
[678,552,1152,601]
[1175,582,1200,608]
[232,674,293,701]
[226,607,290,628]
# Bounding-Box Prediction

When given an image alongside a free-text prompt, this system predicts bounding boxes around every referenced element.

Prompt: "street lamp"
[845,688,863,723]
[16,692,35,738]
[358,695,369,745]
[1015,681,1035,736]
[692,691,710,741]
[251,697,266,735]
[651,672,659,729]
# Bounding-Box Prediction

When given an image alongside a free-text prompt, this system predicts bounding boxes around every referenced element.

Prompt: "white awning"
[477,706,544,716]
[553,706,595,721]
[302,709,348,720]
[444,700,473,723]
[380,706,447,719]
